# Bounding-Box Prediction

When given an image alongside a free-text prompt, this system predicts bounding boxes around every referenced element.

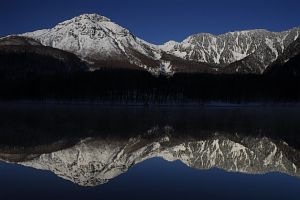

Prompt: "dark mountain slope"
[0,36,87,80]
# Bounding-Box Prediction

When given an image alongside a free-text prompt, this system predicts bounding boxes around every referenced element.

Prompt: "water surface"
[0,104,300,199]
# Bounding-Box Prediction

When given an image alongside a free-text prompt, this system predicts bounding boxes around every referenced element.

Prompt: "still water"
[0,104,300,199]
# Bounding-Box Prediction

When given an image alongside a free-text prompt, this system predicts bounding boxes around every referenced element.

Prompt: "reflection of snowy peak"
[18,13,300,74]
[15,127,300,187]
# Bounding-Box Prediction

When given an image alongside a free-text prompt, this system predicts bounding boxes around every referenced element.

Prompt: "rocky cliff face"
[162,28,300,73]
[264,37,300,76]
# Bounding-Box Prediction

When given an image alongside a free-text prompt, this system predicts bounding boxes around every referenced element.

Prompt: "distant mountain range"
[1,13,299,75]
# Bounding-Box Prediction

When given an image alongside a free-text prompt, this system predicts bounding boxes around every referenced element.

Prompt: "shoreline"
[1,100,300,108]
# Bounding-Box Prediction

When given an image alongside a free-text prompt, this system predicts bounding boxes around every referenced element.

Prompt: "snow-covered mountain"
[161,28,300,73]
[1,127,299,187]
[16,13,300,74]
[22,14,165,73]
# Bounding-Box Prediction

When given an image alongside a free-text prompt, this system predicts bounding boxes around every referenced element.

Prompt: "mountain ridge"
[9,13,298,75]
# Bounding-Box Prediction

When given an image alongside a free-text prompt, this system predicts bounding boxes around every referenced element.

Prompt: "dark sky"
[1,0,299,44]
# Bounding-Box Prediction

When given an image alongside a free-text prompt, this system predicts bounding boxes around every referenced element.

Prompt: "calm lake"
[0,103,300,200]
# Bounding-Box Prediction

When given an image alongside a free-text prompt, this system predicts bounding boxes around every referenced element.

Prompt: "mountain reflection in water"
[0,104,300,188]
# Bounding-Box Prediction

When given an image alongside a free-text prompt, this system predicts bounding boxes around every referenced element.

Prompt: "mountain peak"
[53,14,113,31]
[54,13,117,31]
[70,13,111,23]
